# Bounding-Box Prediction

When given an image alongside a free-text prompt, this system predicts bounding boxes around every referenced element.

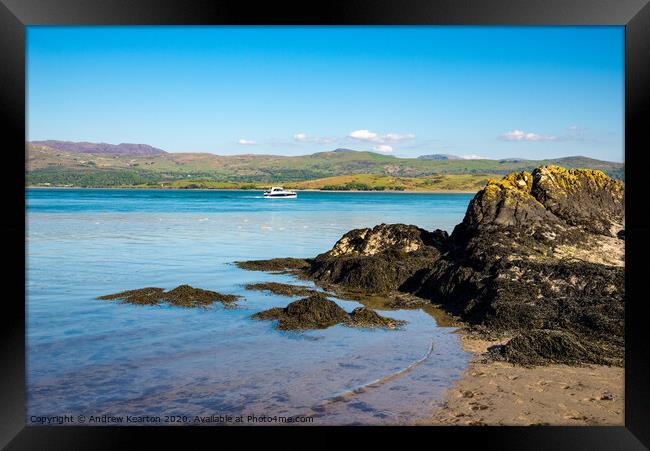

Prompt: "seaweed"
[98,284,242,308]
[244,282,326,298]
[97,287,165,305]
[251,296,405,331]
[251,296,348,330]
[347,307,406,329]
[487,330,612,367]
[234,257,312,273]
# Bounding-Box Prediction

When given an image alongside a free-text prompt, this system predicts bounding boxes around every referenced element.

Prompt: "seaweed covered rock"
[251,296,404,331]
[321,223,449,258]
[348,307,406,329]
[487,330,613,367]
[98,285,241,308]
[307,250,435,294]
[456,171,556,233]
[306,224,449,294]
[163,285,241,308]
[252,296,349,330]
[244,282,326,298]
[454,166,624,240]
[234,257,311,273]
[98,287,165,306]
[412,167,626,363]
[531,166,624,236]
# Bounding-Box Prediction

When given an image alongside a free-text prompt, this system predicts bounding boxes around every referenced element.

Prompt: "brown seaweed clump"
[98,284,241,308]
[252,296,348,330]
[348,307,406,329]
[487,330,612,367]
[234,258,311,273]
[244,282,326,298]
[97,287,165,305]
[251,296,405,331]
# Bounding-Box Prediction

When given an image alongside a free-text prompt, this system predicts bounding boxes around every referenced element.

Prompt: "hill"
[30,140,167,156]
[417,154,462,160]
[26,141,624,189]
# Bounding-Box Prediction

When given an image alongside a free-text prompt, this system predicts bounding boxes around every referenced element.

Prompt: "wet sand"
[421,334,624,426]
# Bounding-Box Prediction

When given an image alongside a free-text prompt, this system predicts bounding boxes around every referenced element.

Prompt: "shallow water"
[26,189,473,425]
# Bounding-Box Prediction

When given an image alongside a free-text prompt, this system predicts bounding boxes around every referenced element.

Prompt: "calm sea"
[26,188,474,425]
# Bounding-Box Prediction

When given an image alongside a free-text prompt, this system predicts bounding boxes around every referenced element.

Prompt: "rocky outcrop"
[251,296,405,331]
[322,223,448,258]
[347,307,405,329]
[238,165,625,365]
[417,167,624,365]
[454,166,624,240]
[487,330,611,367]
[307,224,448,294]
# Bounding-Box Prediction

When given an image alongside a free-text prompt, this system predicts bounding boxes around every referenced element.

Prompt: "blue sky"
[27,26,624,162]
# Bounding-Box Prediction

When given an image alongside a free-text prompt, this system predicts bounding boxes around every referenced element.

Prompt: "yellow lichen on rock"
[503,171,533,193]
[534,165,623,198]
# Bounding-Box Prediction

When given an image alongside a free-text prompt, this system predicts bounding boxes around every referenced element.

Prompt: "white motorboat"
[263,186,297,198]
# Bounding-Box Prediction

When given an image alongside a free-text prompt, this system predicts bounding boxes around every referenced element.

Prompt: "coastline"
[26,186,478,194]
[420,331,624,426]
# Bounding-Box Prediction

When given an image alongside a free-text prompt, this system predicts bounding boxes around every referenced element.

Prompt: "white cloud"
[374,144,393,153]
[238,139,256,145]
[348,129,415,145]
[349,129,380,141]
[500,129,557,142]
[461,154,487,160]
[384,133,416,142]
[293,133,308,142]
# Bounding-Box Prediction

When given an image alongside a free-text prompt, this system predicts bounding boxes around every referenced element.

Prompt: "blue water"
[26,189,473,425]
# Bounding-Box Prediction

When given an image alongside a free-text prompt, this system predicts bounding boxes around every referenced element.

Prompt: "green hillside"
[26,143,624,190]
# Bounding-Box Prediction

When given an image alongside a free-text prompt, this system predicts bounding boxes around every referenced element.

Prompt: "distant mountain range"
[30,140,167,156]
[417,154,463,160]
[26,140,624,188]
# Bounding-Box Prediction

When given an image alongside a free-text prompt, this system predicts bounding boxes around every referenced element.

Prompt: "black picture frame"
[2,0,649,449]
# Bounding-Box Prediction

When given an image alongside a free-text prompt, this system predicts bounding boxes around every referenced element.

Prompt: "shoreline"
[419,330,624,426]
[25,186,478,194]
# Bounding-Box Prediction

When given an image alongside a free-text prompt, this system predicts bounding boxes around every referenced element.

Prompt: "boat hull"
[263,193,297,198]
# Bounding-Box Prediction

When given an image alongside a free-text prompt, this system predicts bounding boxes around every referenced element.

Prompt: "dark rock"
[244,282,326,298]
[348,307,406,329]
[251,296,350,330]
[487,330,612,367]
[251,296,404,331]
[385,294,431,309]
[455,171,556,235]
[305,224,448,294]
[531,166,624,237]
[318,223,448,258]
[234,257,312,273]
[453,166,624,240]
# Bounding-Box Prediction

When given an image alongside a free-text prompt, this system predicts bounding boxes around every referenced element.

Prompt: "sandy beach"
[421,333,624,426]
